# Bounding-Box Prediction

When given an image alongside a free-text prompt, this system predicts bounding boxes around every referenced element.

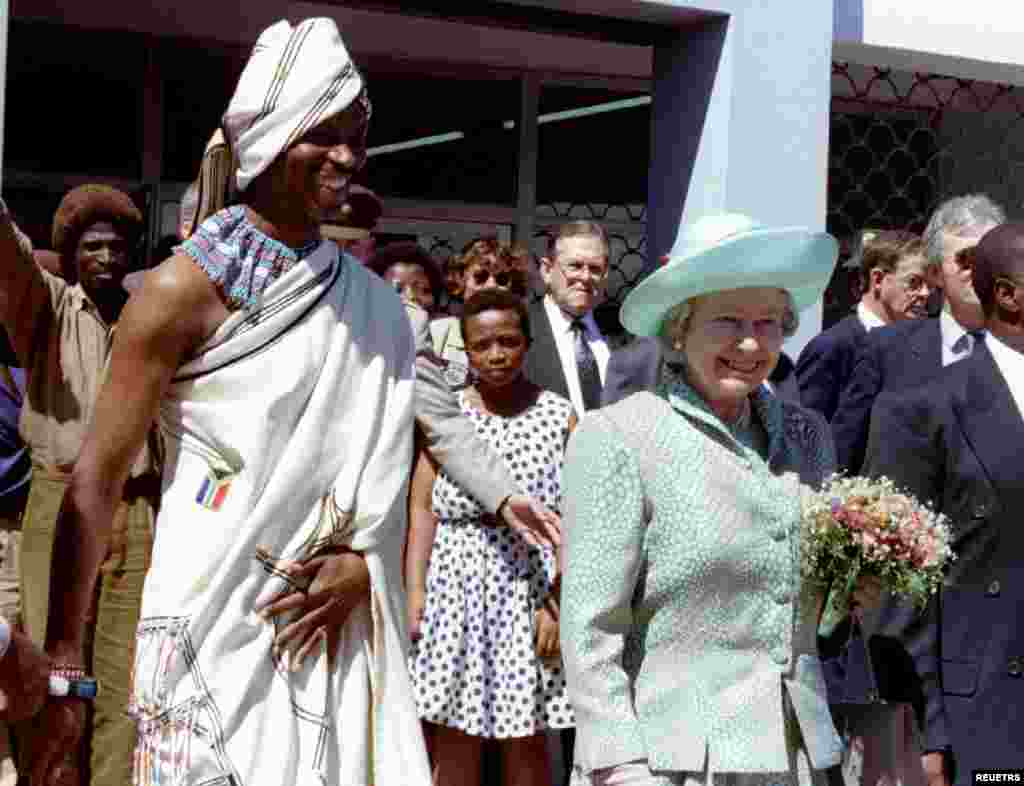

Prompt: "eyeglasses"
[995,274,1024,291]
[557,259,609,281]
[469,268,527,294]
[889,270,930,294]
[700,316,785,344]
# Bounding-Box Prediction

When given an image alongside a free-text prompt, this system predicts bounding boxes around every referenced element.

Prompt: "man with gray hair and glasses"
[526,221,629,415]
[831,193,1005,472]
[822,194,1004,786]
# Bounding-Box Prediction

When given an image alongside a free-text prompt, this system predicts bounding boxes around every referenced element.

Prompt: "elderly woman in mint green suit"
[561,214,875,786]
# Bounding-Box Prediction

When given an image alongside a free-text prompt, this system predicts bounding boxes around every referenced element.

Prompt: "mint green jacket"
[561,375,840,777]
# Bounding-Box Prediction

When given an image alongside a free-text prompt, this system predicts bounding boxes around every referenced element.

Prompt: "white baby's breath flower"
[801,474,954,611]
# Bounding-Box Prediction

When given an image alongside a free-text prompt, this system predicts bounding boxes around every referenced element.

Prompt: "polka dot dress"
[409,389,576,739]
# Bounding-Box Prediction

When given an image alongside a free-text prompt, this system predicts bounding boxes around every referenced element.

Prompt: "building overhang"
[10,1,728,82]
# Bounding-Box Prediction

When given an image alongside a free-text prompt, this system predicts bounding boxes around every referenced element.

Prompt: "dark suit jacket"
[601,336,800,406]
[863,344,1024,780]
[601,336,660,406]
[794,313,867,423]
[523,299,625,406]
[831,317,942,473]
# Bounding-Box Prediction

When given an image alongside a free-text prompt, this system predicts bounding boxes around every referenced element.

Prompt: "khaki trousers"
[0,510,23,786]
[17,471,155,786]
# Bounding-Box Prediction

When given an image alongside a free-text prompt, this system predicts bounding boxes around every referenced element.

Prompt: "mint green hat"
[621,213,839,337]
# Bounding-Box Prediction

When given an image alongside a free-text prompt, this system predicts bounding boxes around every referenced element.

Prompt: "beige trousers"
[17,472,155,786]
[0,514,21,786]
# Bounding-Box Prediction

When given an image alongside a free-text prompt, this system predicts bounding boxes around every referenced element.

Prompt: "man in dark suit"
[795,230,931,422]
[831,195,1004,473]
[863,221,1024,786]
[525,221,624,414]
[521,221,621,785]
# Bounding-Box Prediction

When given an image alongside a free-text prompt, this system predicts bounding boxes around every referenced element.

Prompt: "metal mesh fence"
[826,61,1024,323]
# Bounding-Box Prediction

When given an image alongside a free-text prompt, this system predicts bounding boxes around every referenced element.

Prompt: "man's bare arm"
[0,206,52,368]
[0,622,50,722]
[45,255,225,661]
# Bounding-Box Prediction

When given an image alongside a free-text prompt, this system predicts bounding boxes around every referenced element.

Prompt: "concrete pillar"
[647,1,834,355]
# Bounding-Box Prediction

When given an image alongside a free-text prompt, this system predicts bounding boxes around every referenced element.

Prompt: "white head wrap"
[224,18,369,192]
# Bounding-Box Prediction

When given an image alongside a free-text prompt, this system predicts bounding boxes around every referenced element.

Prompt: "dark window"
[536,85,650,205]
[359,73,520,205]
[6,20,144,180]
[161,42,247,182]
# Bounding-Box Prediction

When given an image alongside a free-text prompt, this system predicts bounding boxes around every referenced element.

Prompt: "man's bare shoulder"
[121,254,229,352]
[143,254,220,298]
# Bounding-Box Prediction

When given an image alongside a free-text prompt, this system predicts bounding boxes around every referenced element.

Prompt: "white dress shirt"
[856,302,887,332]
[983,332,1024,420]
[940,309,983,367]
[543,295,610,414]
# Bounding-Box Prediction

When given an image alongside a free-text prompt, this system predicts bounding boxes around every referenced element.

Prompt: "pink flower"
[918,540,940,567]
[909,537,939,568]
[842,509,871,532]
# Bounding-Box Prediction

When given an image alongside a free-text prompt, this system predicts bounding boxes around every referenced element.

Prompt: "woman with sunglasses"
[429,237,531,384]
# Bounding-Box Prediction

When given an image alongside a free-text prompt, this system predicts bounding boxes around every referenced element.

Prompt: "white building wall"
[645,1,834,355]
[835,0,1024,86]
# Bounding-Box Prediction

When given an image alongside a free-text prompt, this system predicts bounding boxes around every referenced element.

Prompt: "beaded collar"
[180,206,322,310]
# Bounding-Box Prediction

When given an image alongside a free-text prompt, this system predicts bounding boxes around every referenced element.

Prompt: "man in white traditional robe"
[31,18,432,786]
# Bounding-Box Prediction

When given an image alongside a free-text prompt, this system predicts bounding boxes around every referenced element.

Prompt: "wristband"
[48,675,99,700]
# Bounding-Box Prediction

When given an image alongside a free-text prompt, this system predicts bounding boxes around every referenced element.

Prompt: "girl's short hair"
[460,289,532,345]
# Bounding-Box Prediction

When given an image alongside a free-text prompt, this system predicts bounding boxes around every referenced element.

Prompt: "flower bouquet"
[803,474,955,629]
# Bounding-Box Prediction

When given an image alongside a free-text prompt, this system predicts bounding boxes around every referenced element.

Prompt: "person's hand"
[922,751,950,786]
[27,698,87,786]
[499,495,561,549]
[534,604,561,662]
[255,546,370,670]
[407,586,427,641]
[851,573,884,611]
[0,628,51,722]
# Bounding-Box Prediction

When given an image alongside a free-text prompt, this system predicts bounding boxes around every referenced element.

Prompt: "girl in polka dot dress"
[406,289,577,786]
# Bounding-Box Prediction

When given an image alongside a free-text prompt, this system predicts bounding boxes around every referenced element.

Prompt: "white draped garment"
[130,242,430,786]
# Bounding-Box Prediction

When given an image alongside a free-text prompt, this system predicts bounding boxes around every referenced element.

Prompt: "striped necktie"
[570,317,602,411]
